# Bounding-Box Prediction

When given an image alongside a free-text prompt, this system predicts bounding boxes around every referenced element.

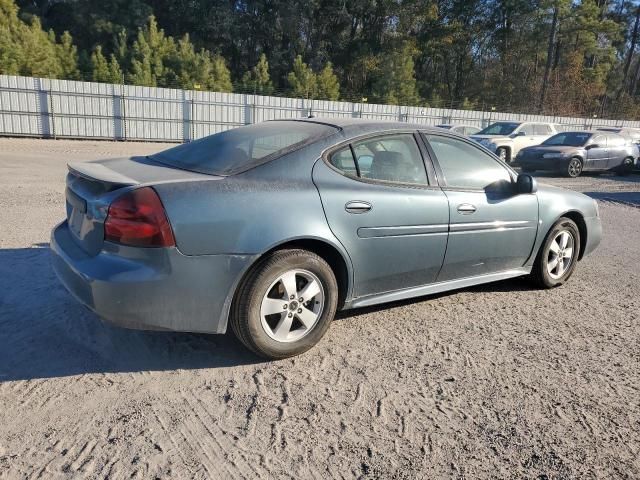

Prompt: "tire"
[531,217,581,288]
[614,157,634,176]
[566,157,583,177]
[230,249,338,359]
[496,147,509,162]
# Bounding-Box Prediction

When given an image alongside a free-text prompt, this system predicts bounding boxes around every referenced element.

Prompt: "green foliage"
[91,45,122,83]
[241,54,274,95]
[0,0,77,78]
[316,63,340,101]
[6,0,640,117]
[373,44,421,106]
[287,55,316,99]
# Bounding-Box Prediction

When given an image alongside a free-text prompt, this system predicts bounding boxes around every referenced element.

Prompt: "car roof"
[278,117,444,135]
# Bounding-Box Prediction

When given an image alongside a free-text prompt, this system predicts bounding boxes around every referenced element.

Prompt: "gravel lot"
[0,137,639,479]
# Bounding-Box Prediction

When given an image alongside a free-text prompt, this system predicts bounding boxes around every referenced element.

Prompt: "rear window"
[151,121,338,175]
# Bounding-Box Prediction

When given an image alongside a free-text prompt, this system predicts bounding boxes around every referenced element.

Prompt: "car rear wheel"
[566,157,583,177]
[613,157,634,175]
[531,217,581,288]
[230,249,338,359]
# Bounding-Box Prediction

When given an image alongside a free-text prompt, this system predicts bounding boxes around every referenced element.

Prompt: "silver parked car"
[435,124,481,135]
[471,121,561,162]
[516,131,638,177]
[51,119,602,359]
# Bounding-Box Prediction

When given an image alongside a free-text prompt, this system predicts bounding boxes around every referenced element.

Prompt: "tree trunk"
[620,7,640,97]
[539,4,559,112]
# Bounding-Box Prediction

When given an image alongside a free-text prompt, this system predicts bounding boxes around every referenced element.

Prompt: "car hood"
[520,145,580,154]
[470,135,511,143]
[535,183,599,218]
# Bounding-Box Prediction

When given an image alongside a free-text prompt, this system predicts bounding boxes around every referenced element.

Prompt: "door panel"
[423,133,539,282]
[586,135,609,169]
[437,190,538,281]
[312,160,449,297]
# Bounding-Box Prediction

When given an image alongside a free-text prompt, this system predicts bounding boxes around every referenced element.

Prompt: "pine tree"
[316,62,340,100]
[241,53,274,95]
[287,55,316,99]
[56,31,79,79]
[373,44,421,106]
[0,0,71,78]
[91,46,110,82]
[208,54,233,92]
[91,45,122,83]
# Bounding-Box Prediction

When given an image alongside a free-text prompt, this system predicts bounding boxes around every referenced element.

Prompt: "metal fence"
[2,74,640,142]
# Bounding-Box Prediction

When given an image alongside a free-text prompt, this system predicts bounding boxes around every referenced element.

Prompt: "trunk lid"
[65,156,218,256]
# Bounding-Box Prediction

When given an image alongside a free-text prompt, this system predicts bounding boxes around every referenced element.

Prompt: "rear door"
[586,135,609,169]
[312,132,450,298]
[422,133,539,282]
[606,135,627,168]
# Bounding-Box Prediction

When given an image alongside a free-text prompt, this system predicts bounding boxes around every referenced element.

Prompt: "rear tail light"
[104,187,176,247]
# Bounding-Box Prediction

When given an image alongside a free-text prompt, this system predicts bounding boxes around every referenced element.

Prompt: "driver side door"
[422,133,539,282]
[586,135,609,169]
[511,123,537,156]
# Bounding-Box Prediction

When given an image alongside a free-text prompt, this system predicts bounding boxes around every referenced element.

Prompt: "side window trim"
[348,144,361,177]
[420,132,516,191]
[324,131,437,188]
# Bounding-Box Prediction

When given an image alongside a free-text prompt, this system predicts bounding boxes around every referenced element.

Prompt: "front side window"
[424,135,512,190]
[477,122,520,136]
[534,124,553,135]
[328,134,428,185]
[543,132,592,147]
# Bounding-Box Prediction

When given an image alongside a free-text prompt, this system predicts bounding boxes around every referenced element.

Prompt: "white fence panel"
[1,74,640,142]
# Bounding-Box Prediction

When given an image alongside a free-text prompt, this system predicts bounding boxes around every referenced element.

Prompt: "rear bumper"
[50,221,256,334]
[583,215,602,258]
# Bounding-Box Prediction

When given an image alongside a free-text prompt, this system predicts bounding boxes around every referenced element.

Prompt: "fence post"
[48,91,56,139]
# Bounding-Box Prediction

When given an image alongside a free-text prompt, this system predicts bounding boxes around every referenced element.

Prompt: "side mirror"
[585,144,599,150]
[516,174,537,194]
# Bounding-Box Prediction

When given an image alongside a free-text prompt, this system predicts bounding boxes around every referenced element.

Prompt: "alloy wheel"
[568,158,582,177]
[546,231,575,279]
[260,269,325,343]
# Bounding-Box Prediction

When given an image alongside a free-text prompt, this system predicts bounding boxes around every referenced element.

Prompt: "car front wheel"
[531,217,581,288]
[566,157,583,177]
[230,249,338,359]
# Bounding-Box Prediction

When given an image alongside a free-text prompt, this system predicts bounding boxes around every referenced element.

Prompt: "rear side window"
[424,135,512,190]
[329,134,428,185]
[607,135,626,147]
[151,121,338,175]
[534,124,553,135]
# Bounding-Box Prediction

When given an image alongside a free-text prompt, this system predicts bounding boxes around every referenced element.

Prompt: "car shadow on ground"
[0,245,265,383]
[0,244,549,382]
[583,190,640,207]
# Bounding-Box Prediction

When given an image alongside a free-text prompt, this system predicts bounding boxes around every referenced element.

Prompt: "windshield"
[477,122,521,136]
[151,121,338,175]
[542,132,592,147]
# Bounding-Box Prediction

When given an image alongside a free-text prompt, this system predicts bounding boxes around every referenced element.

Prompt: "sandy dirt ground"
[0,137,639,479]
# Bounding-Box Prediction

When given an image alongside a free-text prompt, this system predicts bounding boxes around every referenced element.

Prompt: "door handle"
[345,201,372,214]
[457,203,477,214]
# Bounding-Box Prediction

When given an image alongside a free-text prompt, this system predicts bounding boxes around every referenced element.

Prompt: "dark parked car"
[516,131,638,177]
[51,119,602,359]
